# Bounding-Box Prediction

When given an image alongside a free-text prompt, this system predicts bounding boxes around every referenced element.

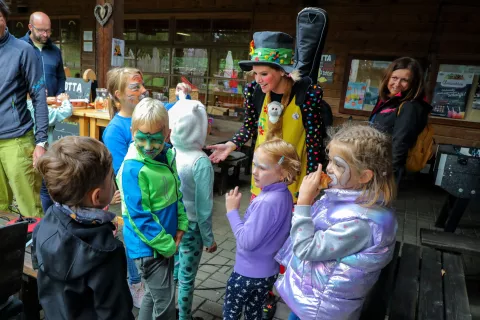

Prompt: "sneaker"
[129,282,145,308]
[262,291,277,320]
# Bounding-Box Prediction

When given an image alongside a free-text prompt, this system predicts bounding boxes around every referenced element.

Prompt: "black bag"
[293,7,329,83]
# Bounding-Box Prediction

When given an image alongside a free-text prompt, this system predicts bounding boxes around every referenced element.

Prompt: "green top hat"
[239,31,294,73]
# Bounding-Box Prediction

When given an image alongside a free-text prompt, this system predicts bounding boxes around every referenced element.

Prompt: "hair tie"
[382,171,387,176]
[278,156,285,165]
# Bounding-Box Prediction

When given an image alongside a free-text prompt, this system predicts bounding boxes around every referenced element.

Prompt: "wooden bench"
[361,241,472,320]
[421,228,480,257]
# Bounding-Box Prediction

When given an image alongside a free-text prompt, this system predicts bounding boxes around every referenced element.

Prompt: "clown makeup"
[124,74,149,109]
[325,143,358,189]
[252,148,284,189]
[134,125,166,159]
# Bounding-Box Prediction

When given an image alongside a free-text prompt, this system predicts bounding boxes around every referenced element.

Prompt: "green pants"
[0,131,43,217]
[174,223,203,320]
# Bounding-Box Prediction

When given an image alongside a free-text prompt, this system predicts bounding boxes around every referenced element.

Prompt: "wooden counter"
[67,108,110,140]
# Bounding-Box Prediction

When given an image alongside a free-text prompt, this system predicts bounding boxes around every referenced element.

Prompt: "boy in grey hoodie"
[169,100,217,320]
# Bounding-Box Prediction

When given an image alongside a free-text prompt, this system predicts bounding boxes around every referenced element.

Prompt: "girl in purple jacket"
[276,124,398,320]
[223,138,300,320]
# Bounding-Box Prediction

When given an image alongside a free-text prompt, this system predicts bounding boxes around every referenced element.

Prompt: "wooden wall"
[6,0,480,146]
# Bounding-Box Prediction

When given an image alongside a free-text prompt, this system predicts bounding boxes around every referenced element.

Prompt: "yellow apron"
[251,96,307,203]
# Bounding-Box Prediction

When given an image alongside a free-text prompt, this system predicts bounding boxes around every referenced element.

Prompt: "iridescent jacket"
[275,189,397,320]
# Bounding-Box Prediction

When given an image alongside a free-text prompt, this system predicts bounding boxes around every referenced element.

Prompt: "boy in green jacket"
[117,97,188,320]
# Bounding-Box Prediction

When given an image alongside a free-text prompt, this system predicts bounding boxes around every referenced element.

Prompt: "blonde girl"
[223,138,300,320]
[276,124,398,320]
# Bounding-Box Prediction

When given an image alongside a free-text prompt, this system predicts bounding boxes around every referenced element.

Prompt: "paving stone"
[219,240,236,251]
[199,264,219,274]
[199,300,224,317]
[192,309,215,320]
[217,248,236,260]
[195,270,210,281]
[209,270,230,284]
[404,235,417,245]
[274,301,292,319]
[219,265,232,274]
[207,255,230,267]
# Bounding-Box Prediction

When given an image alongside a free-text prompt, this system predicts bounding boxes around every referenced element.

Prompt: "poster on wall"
[473,82,480,110]
[344,82,366,110]
[111,38,125,67]
[318,54,336,84]
[431,72,474,119]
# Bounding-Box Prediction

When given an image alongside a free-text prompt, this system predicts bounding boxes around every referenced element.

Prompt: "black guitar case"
[293,7,329,84]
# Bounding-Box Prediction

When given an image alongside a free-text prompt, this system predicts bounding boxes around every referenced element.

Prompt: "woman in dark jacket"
[369,57,432,184]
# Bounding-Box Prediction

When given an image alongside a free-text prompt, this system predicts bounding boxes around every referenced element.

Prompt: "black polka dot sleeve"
[299,84,324,174]
[230,81,259,149]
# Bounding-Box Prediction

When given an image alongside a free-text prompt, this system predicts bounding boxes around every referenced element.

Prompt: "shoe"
[262,291,277,320]
[129,282,145,308]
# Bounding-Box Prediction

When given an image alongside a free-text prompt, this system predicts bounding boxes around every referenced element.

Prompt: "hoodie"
[32,204,134,320]
[169,100,214,247]
[369,95,433,175]
[21,31,66,97]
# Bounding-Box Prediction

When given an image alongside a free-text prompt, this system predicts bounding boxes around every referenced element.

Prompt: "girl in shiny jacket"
[276,124,398,320]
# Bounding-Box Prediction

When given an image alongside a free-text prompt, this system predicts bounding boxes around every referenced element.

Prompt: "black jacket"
[32,205,134,320]
[369,95,432,174]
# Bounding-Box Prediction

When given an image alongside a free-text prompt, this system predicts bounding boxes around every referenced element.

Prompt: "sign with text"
[319,54,336,84]
[64,77,92,100]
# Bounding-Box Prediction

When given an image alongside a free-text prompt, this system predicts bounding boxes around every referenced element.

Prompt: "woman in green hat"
[207,31,325,202]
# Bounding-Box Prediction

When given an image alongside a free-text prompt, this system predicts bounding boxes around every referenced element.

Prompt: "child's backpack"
[397,103,435,172]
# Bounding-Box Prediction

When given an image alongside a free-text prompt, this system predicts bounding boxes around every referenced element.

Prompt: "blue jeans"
[40,179,54,213]
[288,312,300,320]
[126,247,141,285]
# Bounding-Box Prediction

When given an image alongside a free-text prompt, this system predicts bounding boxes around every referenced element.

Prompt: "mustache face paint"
[327,155,351,188]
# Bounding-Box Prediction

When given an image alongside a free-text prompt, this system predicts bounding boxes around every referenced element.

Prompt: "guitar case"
[293,7,329,83]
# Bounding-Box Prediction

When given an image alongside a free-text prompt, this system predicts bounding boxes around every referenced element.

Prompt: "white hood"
[169,99,208,151]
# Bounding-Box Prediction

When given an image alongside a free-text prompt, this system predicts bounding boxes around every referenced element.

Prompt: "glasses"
[32,25,52,35]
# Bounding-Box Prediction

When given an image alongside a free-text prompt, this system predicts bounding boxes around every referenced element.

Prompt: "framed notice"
[111,38,125,67]
[431,72,474,119]
[318,54,336,84]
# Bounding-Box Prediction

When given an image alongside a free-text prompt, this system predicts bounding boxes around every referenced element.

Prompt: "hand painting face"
[252,65,284,93]
[134,123,166,159]
[325,143,360,190]
[123,74,149,109]
[252,148,284,189]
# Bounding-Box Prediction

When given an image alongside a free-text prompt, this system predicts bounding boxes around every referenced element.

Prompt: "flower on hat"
[249,40,255,56]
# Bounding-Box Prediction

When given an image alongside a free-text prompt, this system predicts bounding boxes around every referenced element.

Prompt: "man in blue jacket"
[21,11,66,98]
[0,0,48,218]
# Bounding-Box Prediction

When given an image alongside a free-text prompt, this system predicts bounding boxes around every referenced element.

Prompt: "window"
[340,58,391,115]
[6,18,81,78]
[431,64,480,123]
[124,17,251,121]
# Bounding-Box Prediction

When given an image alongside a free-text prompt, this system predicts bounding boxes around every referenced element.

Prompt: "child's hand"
[205,241,217,253]
[297,165,323,206]
[174,230,185,252]
[110,190,121,205]
[226,186,242,212]
[46,97,57,105]
[57,93,70,102]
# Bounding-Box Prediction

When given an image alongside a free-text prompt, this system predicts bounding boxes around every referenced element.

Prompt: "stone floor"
[114,171,480,320]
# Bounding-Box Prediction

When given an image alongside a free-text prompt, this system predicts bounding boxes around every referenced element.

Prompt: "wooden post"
[95,0,124,88]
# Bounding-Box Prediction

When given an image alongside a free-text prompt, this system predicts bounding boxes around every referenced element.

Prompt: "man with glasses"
[0,0,47,219]
[21,11,66,212]
[21,11,66,99]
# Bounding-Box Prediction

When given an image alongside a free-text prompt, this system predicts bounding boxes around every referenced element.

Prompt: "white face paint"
[326,143,356,189]
[252,148,283,189]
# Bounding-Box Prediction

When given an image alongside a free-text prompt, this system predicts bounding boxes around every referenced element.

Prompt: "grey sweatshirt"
[0,28,48,144]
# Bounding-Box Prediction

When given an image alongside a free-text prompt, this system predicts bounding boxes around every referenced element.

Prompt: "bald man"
[21,12,66,98]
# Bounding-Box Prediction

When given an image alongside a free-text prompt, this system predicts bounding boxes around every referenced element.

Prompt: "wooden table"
[0,212,39,320]
[70,108,110,140]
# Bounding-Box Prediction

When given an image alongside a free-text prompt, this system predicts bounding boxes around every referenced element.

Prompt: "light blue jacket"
[27,99,73,145]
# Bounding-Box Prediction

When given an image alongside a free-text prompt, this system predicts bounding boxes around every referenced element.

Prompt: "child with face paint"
[103,67,148,308]
[117,98,188,320]
[223,138,301,320]
[168,99,217,320]
[275,124,398,320]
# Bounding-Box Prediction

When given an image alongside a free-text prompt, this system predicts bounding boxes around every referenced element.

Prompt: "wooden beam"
[95,0,124,88]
